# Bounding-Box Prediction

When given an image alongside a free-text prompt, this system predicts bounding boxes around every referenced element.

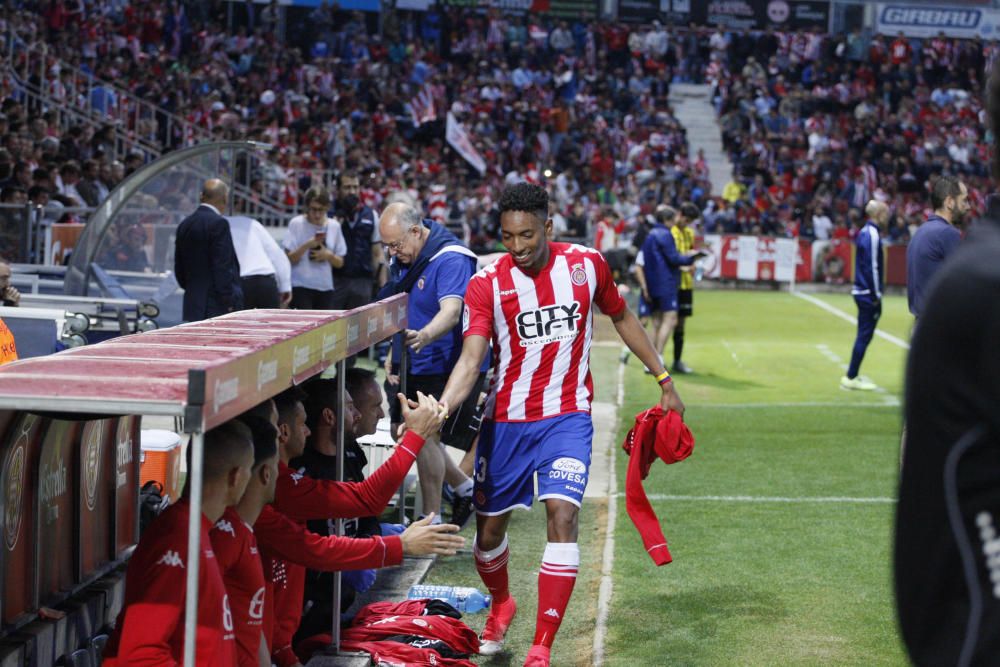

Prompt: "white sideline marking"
[691,401,899,408]
[722,339,742,368]
[814,344,896,402]
[623,494,896,504]
[791,291,910,350]
[592,361,624,666]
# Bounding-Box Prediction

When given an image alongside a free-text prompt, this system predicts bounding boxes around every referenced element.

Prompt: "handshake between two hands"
[396,390,450,440]
[394,390,467,556]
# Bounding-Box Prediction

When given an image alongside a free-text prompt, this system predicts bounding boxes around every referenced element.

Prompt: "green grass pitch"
[422,289,910,666]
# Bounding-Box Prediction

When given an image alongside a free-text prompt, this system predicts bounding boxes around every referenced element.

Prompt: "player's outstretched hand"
[399,513,465,556]
[660,382,686,418]
[399,391,447,439]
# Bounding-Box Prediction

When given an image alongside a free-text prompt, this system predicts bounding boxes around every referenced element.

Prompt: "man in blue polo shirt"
[639,205,705,367]
[378,202,485,528]
[907,175,968,318]
[841,200,887,391]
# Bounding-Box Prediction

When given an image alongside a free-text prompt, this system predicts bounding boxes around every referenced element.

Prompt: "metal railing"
[3,31,208,156]
[2,29,305,227]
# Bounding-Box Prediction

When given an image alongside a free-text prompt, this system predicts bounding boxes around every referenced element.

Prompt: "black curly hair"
[498,182,549,224]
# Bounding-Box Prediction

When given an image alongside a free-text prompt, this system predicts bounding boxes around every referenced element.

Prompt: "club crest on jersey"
[417,276,426,290]
[570,263,588,286]
[516,302,581,346]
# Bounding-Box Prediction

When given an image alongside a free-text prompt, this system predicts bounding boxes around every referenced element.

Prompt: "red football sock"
[475,535,510,604]
[533,542,579,648]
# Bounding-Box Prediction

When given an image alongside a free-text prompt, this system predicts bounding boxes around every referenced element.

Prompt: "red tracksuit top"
[104,499,237,666]
[260,430,425,666]
[211,507,267,667]
[622,407,695,566]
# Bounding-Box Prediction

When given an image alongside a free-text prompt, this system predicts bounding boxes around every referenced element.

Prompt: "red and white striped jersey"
[464,243,626,422]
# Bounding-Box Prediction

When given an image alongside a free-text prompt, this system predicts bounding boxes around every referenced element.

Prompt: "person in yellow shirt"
[0,317,17,365]
[671,203,700,374]
[722,173,746,204]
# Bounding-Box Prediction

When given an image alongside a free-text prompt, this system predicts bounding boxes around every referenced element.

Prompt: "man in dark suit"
[174,179,243,321]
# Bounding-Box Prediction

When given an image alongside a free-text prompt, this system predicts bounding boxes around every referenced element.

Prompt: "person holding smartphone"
[283,186,347,310]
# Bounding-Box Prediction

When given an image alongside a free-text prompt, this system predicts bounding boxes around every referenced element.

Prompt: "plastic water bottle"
[694,263,705,282]
[407,584,492,613]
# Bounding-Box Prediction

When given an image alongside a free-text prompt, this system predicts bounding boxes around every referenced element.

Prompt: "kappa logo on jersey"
[516,302,582,346]
[570,263,588,286]
[289,471,304,485]
[249,587,266,620]
[215,519,236,536]
[544,608,560,618]
[157,550,185,568]
[371,615,401,626]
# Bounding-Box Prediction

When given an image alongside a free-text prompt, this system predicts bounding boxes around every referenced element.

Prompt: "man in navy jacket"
[841,200,887,391]
[906,175,968,317]
[639,205,704,367]
[174,179,244,321]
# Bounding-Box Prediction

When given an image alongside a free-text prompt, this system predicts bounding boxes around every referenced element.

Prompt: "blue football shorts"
[472,412,593,515]
[648,292,678,313]
[638,293,651,318]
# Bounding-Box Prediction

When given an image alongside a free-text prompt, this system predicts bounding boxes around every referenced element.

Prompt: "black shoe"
[450,494,475,529]
[672,361,694,374]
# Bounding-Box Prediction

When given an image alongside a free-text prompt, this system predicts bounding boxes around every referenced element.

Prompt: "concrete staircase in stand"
[669,83,734,198]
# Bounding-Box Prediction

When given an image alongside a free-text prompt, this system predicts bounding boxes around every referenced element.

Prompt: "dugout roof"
[0,295,408,431]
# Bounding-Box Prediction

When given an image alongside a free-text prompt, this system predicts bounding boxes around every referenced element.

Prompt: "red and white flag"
[446,112,486,175]
[410,84,437,126]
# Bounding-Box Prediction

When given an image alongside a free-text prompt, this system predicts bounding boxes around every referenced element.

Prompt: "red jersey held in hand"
[211,507,267,667]
[104,498,236,666]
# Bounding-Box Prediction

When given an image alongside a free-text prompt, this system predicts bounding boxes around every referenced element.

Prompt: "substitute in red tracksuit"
[104,422,255,666]
[211,415,281,667]
[263,386,455,667]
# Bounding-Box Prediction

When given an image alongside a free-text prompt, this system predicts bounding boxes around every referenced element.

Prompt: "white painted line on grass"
[722,339,742,368]
[791,291,910,350]
[814,343,896,402]
[815,343,847,370]
[623,493,896,504]
[592,361,624,667]
[690,401,900,408]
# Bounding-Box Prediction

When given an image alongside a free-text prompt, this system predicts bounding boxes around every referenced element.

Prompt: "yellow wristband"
[655,371,671,384]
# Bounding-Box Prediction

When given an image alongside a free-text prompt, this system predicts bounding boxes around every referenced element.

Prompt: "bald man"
[175,179,244,321]
[377,202,484,528]
[841,199,888,391]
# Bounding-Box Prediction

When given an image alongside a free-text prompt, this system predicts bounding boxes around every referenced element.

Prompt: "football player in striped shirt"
[439,183,687,666]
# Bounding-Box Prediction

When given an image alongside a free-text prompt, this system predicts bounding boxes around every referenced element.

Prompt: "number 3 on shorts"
[476,456,487,483]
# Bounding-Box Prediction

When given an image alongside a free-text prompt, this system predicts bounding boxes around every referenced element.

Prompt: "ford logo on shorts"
[551,457,586,474]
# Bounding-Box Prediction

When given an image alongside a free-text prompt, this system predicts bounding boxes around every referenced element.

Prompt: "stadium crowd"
[708,26,996,243]
[0,4,995,251]
[1,1,708,251]
[2,2,998,666]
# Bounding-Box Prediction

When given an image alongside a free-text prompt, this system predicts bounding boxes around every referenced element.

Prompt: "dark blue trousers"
[847,296,881,379]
